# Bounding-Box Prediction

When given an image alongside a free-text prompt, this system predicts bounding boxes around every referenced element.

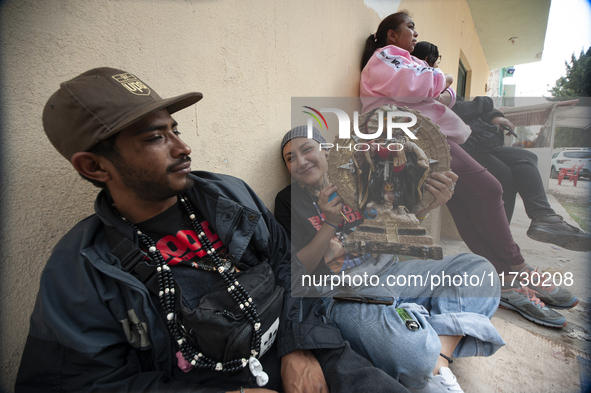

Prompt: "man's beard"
[112,156,194,202]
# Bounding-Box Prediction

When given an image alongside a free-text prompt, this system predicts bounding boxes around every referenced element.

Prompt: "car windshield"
[564,152,591,159]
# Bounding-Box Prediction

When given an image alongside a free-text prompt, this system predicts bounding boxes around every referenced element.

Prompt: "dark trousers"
[460,145,555,222]
[447,140,525,274]
[314,342,410,393]
[174,341,408,392]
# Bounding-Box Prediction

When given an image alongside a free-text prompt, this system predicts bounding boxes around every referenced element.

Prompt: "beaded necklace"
[113,194,263,376]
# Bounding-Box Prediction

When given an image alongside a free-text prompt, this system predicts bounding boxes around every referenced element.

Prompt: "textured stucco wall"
[0,0,488,389]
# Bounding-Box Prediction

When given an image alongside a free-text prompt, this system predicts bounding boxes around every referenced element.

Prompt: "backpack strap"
[103,225,160,295]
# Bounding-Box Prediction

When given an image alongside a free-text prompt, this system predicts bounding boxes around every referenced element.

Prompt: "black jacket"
[451,96,504,124]
[16,172,346,393]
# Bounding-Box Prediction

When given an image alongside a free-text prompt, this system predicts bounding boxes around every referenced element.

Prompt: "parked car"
[550,148,591,179]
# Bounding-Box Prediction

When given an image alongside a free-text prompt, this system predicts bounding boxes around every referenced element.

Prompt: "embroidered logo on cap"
[112,73,151,96]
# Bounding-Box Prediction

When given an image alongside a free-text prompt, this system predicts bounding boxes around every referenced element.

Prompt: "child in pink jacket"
[360,44,469,144]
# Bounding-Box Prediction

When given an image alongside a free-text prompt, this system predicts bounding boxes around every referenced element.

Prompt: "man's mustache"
[167,156,192,173]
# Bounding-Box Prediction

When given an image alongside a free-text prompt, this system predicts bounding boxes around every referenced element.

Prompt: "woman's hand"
[317,184,343,226]
[491,116,515,132]
[295,184,344,272]
[415,171,458,219]
[435,90,452,107]
[444,74,454,90]
[324,236,346,265]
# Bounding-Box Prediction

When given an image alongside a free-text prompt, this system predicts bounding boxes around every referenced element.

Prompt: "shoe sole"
[499,301,567,328]
[527,228,591,252]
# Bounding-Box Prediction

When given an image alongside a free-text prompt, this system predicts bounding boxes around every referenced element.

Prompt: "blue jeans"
[324,253,504,389]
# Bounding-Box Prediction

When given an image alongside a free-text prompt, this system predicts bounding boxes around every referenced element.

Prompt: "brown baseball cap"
[43,67,203,160]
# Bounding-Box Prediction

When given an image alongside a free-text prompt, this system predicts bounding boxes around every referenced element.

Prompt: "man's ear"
[71,152,113,183]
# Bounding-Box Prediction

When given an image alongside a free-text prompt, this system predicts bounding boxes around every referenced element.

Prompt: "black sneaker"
[527,214,591,252]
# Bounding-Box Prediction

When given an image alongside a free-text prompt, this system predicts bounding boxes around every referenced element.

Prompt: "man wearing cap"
[15,68,406,393]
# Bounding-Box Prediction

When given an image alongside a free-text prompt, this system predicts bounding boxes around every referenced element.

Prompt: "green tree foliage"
[547,47,591,99]
[547,47,590,148]
[553,127,591,148]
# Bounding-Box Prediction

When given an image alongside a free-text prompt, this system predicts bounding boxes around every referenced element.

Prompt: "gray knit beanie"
[280,125,327,158]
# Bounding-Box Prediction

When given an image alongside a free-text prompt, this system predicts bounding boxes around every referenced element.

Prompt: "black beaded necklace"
[113,194,263,375]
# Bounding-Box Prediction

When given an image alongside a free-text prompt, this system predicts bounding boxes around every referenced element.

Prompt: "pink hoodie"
[360,45,471,144]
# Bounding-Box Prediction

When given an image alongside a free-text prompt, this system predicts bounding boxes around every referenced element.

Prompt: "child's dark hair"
[360,10,411,70]
[411,41,439,67]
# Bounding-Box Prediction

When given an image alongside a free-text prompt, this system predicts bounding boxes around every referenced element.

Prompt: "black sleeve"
[16,335,222,393]
[273,183,319,253]
[263,205,345,357]
[452,96,504,124]
[274,185,292,238]
[234,181,345,357]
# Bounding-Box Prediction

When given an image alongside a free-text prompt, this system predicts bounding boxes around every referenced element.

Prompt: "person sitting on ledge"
[274,125,505,393]
[411,40,591,252]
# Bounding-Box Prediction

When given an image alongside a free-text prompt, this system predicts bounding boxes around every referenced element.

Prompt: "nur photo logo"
[302,106,418,141]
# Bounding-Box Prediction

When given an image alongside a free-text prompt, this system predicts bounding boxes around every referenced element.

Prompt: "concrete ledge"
[452,316,587,393]
[439,188,590,392]
[420,205,463,245]
[440,204,462,240]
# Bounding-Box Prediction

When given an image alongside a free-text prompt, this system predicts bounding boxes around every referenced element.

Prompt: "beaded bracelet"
[324,221,338,229]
